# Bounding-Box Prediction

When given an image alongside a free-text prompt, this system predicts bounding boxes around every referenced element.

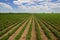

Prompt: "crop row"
[35,14,60,40]
[0,17,28,37]
[0,16,30,40]
[0,13,31,31]
[15,17,30,40]
[34,17,42,40]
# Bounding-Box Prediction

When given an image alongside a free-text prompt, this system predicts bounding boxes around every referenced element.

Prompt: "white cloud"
[13,0,60,8]
[55,0,60,2]
[17,4,49,13]
[13,0,49,5]
[0,0,60,12]
[13,0,60,12]
[13,0,32,5]
[13,0,52,5]
[0,2,13,10]
[45,2,60,8]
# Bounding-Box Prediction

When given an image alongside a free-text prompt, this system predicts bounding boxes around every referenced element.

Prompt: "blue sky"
[0,0,60,13]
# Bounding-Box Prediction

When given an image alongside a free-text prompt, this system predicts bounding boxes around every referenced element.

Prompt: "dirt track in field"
[31,18,37,40]
[0,15,59,40]
[42,20,58,40]
[0,17,28,39]
[1,22,18,32]
[8,17,30,40]
[19,16,32,40]
[35,19,48,40]
[0,22,18,37]
[0,23,20,39]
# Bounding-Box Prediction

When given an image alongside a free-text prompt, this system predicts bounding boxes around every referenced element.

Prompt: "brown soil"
[1,22,18,34]
[30,18,37,40]
[36,20,48,40]
[42,20,58,40]
[0,17,29,39]
[19,17,32,40]
[8,17,30,40]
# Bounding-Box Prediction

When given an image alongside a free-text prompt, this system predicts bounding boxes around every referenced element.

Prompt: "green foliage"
[15,18,30,40]
[0,13,31,31]
[35,13,60,40]
[0,13,60,40]
[34,17,42,40]
[0,13,31,40]
[26,22,32,40]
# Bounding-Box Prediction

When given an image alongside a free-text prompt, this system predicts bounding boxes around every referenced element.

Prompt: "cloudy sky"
[0,0,60,13]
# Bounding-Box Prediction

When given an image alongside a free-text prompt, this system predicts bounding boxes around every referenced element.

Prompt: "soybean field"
[0,13,60,40]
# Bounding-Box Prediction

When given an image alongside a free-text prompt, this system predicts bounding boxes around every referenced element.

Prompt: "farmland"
[0,13,60,40]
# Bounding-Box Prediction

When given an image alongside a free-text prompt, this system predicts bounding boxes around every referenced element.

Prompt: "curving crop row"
[41,19,60,40]
[40,17,60,32]
[26,20,32,40]
[15,17,30,40]
[34,17,42,40]
[0,17,29,40]
[35,16,54,40]
[0,17,27,37]
[0,13,31,31]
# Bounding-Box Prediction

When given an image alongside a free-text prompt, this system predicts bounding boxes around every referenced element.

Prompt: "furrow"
[30,18,37,40]
[36,20,48,40]
[0,17,28,40]
[41,20,59,40]
[19,16,32,40]
[8,17,30,40]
